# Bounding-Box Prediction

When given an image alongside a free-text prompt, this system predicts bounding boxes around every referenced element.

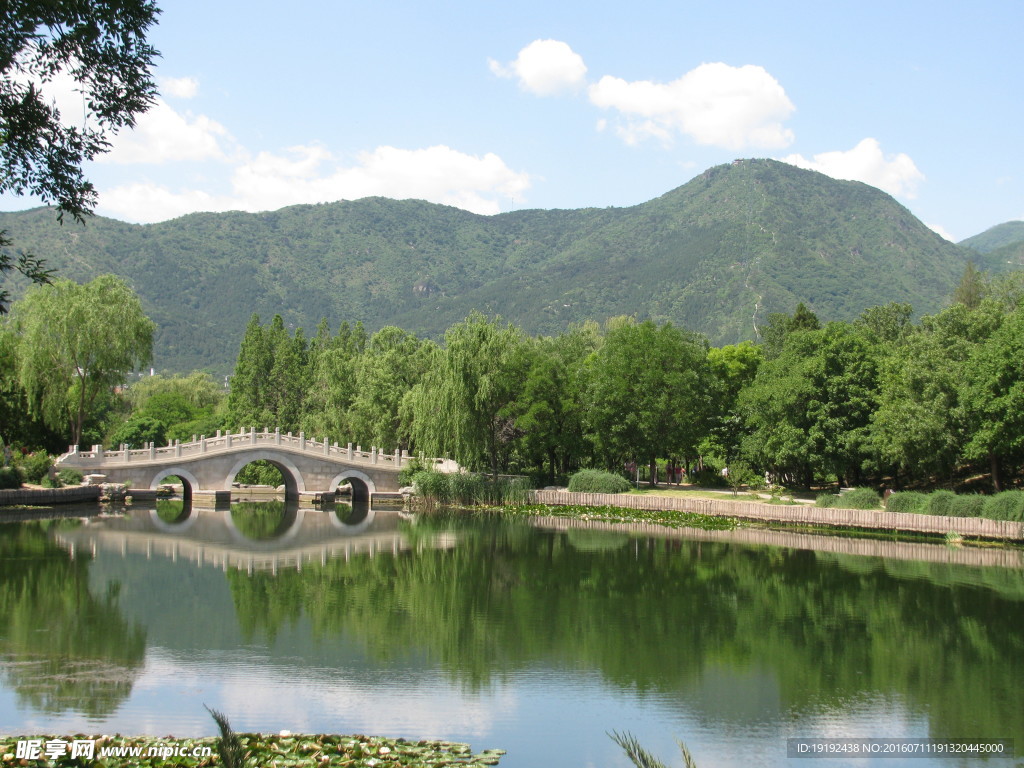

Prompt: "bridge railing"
[58,427,457,472]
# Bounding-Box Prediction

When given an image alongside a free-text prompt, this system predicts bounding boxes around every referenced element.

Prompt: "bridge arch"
[224,451,306,499]
[149,467,201,500]
[329,469,376,502]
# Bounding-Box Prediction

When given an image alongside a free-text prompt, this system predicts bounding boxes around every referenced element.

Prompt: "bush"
[949,494,985,518]
[57,467,84,486]
[0,466,21,489]
[841,487,882,510]
[983,491,1024,521]
[690,468,728,488]
[885,491,929,514]
[925,489,957,517]
[568,469,632,494]
[816,488,881,510]
[398,456,428,487]
[15,451,52,484]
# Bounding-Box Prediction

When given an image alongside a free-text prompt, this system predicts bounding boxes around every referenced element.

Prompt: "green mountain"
[0,159,976,374]
[960,221,1024,253]
[959,221,1024,273]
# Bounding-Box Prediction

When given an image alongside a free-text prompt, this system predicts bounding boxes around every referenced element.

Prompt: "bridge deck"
[58,428,421,470]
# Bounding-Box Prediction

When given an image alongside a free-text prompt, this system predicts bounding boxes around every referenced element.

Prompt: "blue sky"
[3,0,1022,242]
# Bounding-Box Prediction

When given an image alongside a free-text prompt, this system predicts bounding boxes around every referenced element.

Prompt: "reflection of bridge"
[56,428,458,501]
[53,504,456,573]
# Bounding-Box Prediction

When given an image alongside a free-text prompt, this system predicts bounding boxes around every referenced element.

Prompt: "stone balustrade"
[57,427,444,470]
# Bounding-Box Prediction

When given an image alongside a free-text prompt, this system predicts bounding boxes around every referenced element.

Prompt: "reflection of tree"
[155,498,186,523]
[224,516,1024,742]
[0,521,146,716]
[230,501,289,540]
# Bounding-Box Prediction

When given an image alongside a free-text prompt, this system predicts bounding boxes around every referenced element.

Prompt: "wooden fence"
[527,490,1024,542]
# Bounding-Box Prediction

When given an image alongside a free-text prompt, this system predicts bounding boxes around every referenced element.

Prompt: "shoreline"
[526,489,1024,542]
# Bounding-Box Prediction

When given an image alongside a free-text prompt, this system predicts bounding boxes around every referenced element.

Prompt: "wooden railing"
[58,427,456,472]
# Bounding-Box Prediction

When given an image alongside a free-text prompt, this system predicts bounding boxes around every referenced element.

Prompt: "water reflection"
[0,520,145,717]
[0,506,1021,766]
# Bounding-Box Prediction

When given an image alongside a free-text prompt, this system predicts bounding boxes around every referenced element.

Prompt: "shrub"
[841,487,882,510]
[398,456,428,487]
[568,469,632,494]
[925,489,957,517]
[983,491,1024,521]
[815,493,840,508]
[691,468,728,488]
[15,451,52,484]
[949,494,985,518]
[885,491,929,514]
[57,467,84,486]
[0,466,20,489]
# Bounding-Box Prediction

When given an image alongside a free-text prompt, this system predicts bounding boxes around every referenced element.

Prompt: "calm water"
[1,500,1022,767]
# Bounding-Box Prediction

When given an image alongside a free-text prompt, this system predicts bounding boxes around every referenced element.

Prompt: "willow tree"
[408,312,527,477]
[9,275,154,447]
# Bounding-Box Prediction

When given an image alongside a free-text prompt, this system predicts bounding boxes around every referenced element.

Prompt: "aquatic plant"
[608,730,698,768]
[206,705,245,768]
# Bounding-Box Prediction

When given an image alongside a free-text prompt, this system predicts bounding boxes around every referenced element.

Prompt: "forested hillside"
[0,159,977,373]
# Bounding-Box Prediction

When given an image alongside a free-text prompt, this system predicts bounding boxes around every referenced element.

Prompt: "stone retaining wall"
[0,485,101,507]
[527,490,1024,542]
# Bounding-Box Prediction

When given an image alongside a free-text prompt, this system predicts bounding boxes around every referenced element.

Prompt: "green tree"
[227,314,272,428]
[8,275,155,446]
[0,0,159,221]
[586,319,710,482]
[705,340,763,464]
[952,262,987,309]
[740,322,879,487]
[760,302,821,360]
[961,303,1024,490]
[0,1,160,312]
[409,312,528,477]
[515,326,598,483]
[300,320,365,441]
[349,326,432,452]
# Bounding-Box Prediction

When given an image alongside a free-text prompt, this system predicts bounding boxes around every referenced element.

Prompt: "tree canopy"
[0,0,160,220]
[8,274,155,446]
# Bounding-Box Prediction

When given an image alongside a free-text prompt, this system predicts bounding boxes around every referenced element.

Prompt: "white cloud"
[489,39,587,96]
[98,144,532,223]
[927,222,956,242]
[99,183,224,222]
[780,138,925,198]
[100,99,232,164]
[588,62,795,150]
[160,76,199,99]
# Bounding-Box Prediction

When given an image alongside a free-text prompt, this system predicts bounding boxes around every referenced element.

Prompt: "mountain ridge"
[0,159,981,373]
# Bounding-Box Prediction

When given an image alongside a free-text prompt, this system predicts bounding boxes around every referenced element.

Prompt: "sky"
[2,0,1023,242]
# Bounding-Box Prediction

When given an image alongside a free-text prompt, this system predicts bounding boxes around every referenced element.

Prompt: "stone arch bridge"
[56,428,457,501]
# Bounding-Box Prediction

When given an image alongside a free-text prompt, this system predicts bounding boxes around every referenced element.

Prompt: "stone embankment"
[0,485,101,507]
[528,489,1024,542]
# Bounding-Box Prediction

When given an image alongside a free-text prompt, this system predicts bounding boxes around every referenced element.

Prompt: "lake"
[1,500,1021,767]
